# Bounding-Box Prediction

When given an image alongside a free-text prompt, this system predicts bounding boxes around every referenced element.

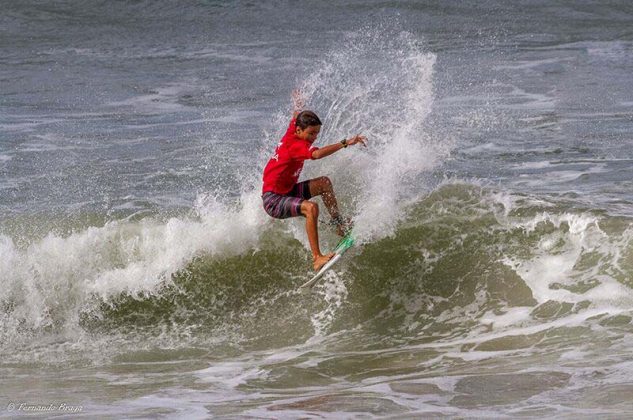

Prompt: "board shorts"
[262,180,312,219]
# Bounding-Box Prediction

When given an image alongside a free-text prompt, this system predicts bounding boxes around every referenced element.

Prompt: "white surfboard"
[299,232,355,289]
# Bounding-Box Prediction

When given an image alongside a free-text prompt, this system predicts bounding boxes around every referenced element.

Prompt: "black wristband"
[340,138,348,148]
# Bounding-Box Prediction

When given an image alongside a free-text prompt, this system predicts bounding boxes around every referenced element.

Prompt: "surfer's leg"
[301,200,334,270]
[308,176,340,220]
[307,177,352,236]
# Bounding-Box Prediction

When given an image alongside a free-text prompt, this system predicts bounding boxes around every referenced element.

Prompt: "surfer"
[262,91,367,271]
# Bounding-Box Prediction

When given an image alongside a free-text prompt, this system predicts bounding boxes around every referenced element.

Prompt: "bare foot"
[313,252,335,271]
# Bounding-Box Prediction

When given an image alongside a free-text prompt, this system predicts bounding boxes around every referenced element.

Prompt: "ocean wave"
[2,183,632,364]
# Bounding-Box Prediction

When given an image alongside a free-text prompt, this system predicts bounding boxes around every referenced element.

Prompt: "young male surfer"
[261,91,367,271]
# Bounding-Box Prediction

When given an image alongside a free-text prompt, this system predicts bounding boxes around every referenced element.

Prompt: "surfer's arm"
[311,135,367,160]
[291,89,304,118]
[311,142,345,159]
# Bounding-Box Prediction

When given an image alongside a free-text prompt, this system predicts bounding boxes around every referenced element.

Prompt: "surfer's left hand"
[347,134,367,147]
[291,89,305,111]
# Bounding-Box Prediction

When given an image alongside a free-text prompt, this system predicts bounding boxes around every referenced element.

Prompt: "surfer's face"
[295,125,321,143]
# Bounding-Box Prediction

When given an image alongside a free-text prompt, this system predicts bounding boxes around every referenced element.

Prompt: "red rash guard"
[262,118,319,194]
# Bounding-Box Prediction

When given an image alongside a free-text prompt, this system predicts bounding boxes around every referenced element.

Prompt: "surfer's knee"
[317,176,332,192]
[301,200,319,218]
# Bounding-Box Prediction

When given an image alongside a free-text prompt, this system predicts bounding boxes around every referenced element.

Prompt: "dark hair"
[296,110,322,129]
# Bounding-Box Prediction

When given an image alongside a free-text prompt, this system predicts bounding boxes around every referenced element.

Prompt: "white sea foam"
[308,270,348,339]
[0,190,267,346]
[398,186,633,342]
[488,202,633,334]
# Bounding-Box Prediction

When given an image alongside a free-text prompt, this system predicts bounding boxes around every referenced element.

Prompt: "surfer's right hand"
[347,134,367,147]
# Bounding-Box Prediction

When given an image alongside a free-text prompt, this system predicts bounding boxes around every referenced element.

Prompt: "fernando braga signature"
[6,402,83,413]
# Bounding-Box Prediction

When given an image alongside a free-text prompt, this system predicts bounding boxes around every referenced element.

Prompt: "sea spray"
[289,28,452,244]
